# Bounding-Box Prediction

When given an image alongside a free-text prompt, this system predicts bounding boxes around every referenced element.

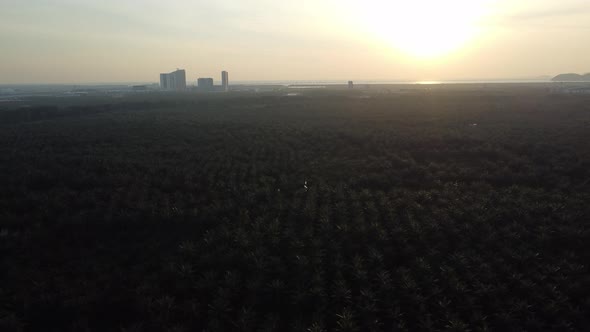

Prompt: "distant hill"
[552,73,590,82]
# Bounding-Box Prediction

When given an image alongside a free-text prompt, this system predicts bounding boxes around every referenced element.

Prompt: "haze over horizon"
[1,0,590,84]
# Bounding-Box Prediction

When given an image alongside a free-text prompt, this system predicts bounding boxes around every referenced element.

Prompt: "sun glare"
[356,0,492,59]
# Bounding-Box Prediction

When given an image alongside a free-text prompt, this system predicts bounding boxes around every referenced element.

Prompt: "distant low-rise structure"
[551,83,590,95]
[132,85,149,92]
[160,69,187,91]
[198,78,214,91]
[0,88,16,95]
[565,87,590,94]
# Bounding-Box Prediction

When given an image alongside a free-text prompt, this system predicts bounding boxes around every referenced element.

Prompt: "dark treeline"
[1,91,590,331]
[0,101,173,124]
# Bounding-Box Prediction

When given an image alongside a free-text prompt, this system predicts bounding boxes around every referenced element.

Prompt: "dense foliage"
[1,89,590,331]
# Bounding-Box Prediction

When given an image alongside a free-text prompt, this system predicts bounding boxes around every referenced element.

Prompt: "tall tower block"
[222,71,229,91]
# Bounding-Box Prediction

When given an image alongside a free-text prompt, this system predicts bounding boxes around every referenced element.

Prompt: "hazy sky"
[1,0,589,83]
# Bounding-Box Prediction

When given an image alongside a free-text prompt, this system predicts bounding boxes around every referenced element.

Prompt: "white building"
[222,71,229,91]
[160,69,187,90]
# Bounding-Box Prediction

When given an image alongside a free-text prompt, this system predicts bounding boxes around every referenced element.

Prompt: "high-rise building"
[173,69,187,90]
[197,78,214,91]
[160,74,169,90]
[221,71,229,91]
[159,69,187,90]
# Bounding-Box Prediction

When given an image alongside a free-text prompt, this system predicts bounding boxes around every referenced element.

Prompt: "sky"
[0,0,589,83]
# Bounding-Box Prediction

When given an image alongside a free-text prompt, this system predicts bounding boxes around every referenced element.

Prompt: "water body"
[233,79,551,86]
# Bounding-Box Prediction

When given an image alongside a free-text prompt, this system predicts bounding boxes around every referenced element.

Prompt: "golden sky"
[1,0,589,83]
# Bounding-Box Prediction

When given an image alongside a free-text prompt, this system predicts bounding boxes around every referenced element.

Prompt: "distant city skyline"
[1,0,590,84]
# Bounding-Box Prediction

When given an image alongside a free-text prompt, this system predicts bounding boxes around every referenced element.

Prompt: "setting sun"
[356,0,492,58]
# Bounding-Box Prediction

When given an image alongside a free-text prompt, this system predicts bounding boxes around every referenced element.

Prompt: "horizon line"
[0,77,557,86]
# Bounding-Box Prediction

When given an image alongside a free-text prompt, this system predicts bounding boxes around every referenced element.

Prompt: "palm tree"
[335,308,358,332]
